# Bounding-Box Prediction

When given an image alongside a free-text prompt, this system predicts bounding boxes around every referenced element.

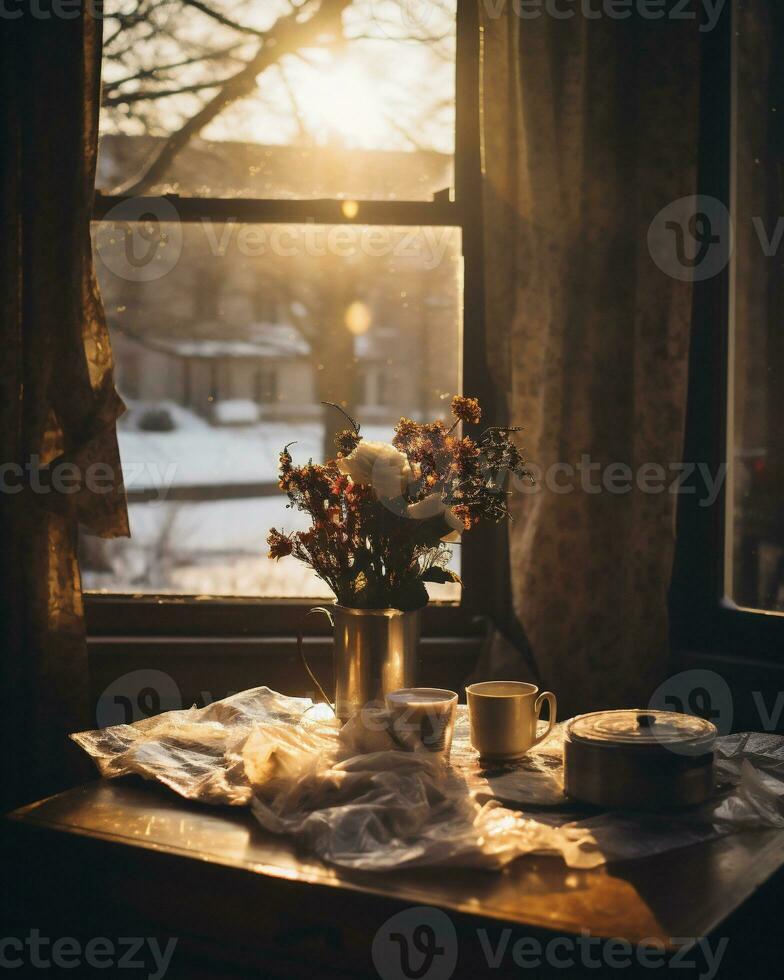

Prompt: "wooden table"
[4,779,784,978]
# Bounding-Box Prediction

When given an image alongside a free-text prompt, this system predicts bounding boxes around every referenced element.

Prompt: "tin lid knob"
[636,712,656,728]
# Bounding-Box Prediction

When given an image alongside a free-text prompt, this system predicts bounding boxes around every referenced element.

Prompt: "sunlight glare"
[299,56,388,147]
[345,301,372,335]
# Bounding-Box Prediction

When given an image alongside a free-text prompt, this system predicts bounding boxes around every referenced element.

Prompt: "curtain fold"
[480,10,701,714]
[1,9,129,811]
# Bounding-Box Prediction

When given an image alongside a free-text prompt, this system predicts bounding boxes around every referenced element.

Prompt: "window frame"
[87,0,496,639]
[670,0,784,661]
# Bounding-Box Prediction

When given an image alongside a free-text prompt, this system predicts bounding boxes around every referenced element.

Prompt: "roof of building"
[97,135,452,201]
[137,322,310,359]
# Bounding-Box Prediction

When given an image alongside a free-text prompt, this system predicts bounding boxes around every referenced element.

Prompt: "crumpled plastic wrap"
[711,732,784,827]
[71,688,335,806]
[250,743,597,871]
[72,687,784,872]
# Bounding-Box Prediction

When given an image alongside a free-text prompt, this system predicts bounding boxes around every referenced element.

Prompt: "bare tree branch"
[349,30,452,43]
[112,0,351,196]
[104,80,228,107]
[103,44,245,97]
[179,0,268,37]
[381,111,423,151]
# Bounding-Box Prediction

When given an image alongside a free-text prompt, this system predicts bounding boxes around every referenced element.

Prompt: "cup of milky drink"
[385,688,459,760]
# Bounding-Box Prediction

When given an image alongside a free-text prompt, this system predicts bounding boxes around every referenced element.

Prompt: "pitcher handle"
[532,691,557,746]
[297,606,336,715]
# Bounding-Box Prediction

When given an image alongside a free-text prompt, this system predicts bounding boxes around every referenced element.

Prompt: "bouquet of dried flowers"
[267,396,532,611]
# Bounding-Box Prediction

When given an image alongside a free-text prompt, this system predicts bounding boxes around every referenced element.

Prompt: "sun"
[298,55,389,148]
[214,46,411,150]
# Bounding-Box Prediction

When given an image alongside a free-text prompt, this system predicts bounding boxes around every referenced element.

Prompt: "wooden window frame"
[670,0,784,662]
[87,0,495,643]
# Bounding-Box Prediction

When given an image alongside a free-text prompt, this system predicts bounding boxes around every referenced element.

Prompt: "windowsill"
[84,593,481,639]
[85,600,484,715]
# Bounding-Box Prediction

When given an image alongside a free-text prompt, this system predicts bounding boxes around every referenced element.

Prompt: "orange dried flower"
[335,428,361,457]
[453,436,480,466]
[393,417,420,450]
[451,395,482,425]
[278,444,295,490]
[421,420,446,439]
[267,528,293,560]
[330,475,350,496]
[452,505,478,530]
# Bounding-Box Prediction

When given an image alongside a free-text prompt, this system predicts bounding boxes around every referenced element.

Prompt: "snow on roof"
[157,322,310,359]
[97,135,451,201]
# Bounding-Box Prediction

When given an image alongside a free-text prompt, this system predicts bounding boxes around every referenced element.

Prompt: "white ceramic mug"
[466,681,557,761]
[385,688,458,759]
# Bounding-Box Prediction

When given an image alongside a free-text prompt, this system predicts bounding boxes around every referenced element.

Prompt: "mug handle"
[297,606,336,715]
[532,691,557,746]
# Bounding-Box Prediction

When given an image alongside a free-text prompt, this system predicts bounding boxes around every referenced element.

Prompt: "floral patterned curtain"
[0,9,128,810]
[480,10,701,714]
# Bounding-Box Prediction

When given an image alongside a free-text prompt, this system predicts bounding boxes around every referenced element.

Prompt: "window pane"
[729,0,784,612]
[98,0,455,200]
[83,221,462,600]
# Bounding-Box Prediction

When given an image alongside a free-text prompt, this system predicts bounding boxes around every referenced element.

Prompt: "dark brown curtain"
[0,8,129,811]
[480,9,701,714]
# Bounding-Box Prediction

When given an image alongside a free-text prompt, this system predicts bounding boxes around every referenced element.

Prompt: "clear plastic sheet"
[71,688,337,806]
[72,687,784,872]
[710,733,784,827]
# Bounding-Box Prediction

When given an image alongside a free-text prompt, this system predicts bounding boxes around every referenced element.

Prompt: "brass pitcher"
[300,605,420,721]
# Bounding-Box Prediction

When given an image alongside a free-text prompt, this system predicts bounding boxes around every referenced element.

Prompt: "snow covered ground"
[81,403,460,600]
[118,400,394,491]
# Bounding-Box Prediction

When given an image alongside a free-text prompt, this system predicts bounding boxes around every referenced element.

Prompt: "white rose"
[405,492,463,541]
[337,441,413,499]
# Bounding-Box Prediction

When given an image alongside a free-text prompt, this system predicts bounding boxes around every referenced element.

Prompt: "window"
[84,0,485,622]
[672,0,784,657]
[728,0,784,614]
[256,366,279,405]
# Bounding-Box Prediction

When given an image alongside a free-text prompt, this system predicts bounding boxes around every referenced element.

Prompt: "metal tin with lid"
[564,709,717,810]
